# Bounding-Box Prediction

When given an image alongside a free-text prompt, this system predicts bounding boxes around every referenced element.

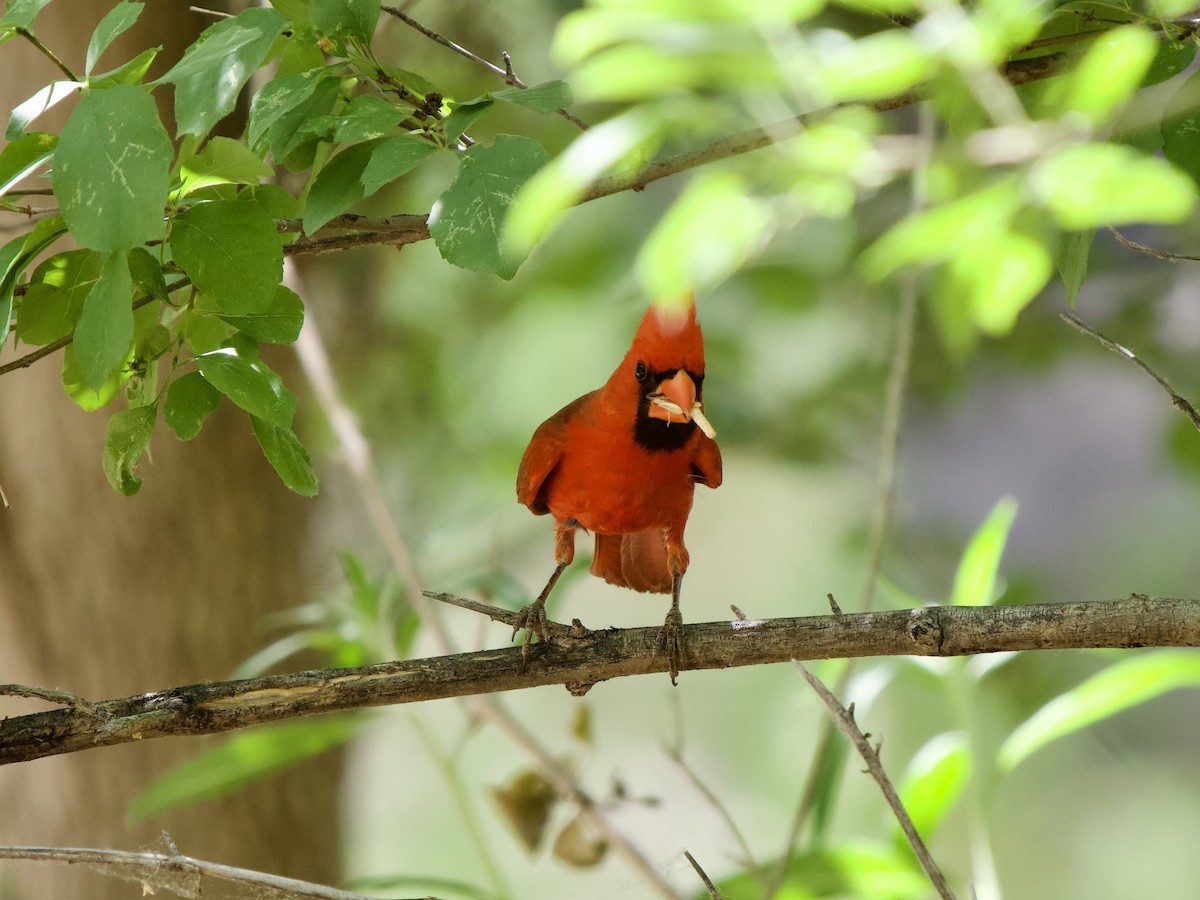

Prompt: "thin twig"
[1060,312,1200,432]
[0,683,105,718]
[665,744,760,879]
[0,845,373,900]
[683,850,723,900]
[381,6,588,130]
[188,6,233,19]
[0,480,8,508]
[1107,226,1200,262]
[796,665,957,900]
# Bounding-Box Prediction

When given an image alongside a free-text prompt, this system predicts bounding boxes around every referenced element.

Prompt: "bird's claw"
[512,599,551,670]
[652,606,686,685]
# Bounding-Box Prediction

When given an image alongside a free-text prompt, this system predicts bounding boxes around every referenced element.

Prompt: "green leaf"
[360,134,438,195]
[0,0,54,29]
[62,343,124,410]
[195,347,295,427]
[127,246,167,301]
[55,85,172,251]
[0,234,25,339]
[1143,39,1195,88]
[74,250,134,391]
[164,371,221,440]
[251,415,319,496]
[129,717,357,820]
[949,497,1017,607]
[248,70,326,151]
[6,80,81,141]
[1061,25,1156,125]
[490,80,573,114]
[15,249,100,345]
[1,214,67,336]
[956,231,1052,336]
[332,94,406,142]
[637,170,772,299]
[85,0,143,75]
[157,6,286,138]
[817,30,933,102]
[270,76,342,171]
[102,404,157,494]
[429,134,551,279]
[1031,143,1196,229]
[0,130,56,195]
[896,732,972,847]
[1162,67,1200,188]
[442,98,492,142]
[177,136,273,195]
[170,200,283,314]
[89,46,159,88]
[1056,229,1093,307]
[302,139,381,234]
[718,841,926,899]
[999,651,1200,772]
[310,0,379,43]
[861,180,1022,279]
[219,284,305,344]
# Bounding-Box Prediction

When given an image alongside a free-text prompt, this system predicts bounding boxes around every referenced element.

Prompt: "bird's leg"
[652,573,687,685]
[512,521,576,668]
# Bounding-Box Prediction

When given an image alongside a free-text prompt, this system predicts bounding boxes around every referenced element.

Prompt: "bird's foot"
[512,599,576,670]
[652,605,686,686]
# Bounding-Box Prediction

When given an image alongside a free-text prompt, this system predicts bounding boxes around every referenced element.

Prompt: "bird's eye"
[634,361,649,383]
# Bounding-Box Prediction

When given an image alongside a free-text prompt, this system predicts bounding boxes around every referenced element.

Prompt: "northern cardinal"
[515,295,722,682]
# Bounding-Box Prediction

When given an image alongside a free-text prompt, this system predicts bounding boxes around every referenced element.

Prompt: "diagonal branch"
[797,665,956,900]
[2,595,1196,766]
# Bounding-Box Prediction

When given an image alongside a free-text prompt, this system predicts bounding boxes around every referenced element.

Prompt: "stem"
[17,28,78,82]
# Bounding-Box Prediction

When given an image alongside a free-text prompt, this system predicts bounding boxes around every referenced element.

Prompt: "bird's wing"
[691,434,723,489]
[516,392,594,515]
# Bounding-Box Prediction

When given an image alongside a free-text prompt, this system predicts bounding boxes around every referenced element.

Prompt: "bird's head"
[608,296,716,451]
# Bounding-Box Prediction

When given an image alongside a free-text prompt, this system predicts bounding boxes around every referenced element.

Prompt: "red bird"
[515,296,722,682]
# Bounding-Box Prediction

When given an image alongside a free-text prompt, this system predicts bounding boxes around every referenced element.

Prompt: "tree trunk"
[0,4,340,896]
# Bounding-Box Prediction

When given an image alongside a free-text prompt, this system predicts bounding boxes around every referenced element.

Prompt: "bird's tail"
[591,530,672,594]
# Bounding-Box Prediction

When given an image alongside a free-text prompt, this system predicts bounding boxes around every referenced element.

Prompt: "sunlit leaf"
[1030,143,1195,229]
[15,249,100,345]
[0,130,55,196]
[1061,25,1156,125]
[950,497,1017,607]
[896,732,972,847]
[636,171,772,299]
[998,651,1200,772]
[491,80,573,114]
[717,840,927,899]
[955,232,1051,336]
[310,0,379,44]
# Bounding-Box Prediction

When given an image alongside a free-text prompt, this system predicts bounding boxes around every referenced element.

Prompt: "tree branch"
[2,595,1195,766]
[0,844,373,900]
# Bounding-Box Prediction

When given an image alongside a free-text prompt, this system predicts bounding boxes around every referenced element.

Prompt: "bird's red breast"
[517,296,722,593]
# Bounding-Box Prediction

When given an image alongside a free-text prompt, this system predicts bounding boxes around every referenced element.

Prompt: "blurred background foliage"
[5,0,1200,897]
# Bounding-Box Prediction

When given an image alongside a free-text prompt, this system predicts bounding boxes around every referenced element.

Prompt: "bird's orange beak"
[648,371,716,439]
